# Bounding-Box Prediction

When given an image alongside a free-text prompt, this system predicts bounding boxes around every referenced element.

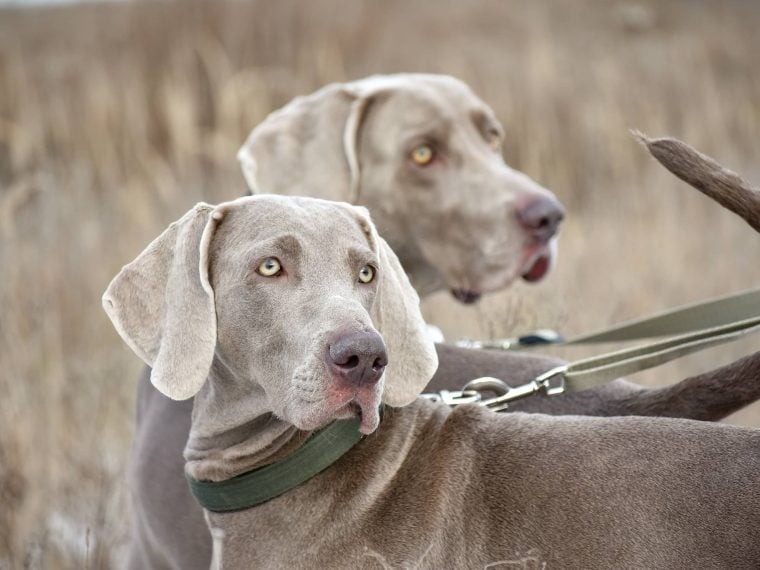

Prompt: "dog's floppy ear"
[350,207,438,406]
[102,203,221,400]
[237,80,384,204]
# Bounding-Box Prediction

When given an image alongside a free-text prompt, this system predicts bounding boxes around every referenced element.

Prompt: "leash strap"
[428,288,760,407]
[565,287,760,346]
[561,314,760,392]
[425,314,760,408]
[187,418,362,512]
[456,288,760,350]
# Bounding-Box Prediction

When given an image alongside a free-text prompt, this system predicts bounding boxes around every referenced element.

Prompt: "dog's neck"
[183,359,310,482]
[391,241,446,296]
[367,209,446,296]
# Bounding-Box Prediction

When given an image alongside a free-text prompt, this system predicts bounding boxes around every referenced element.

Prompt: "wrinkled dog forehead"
[207,196,376,276]
[369,76,500,134]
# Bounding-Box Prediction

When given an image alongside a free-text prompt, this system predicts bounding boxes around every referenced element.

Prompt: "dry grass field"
[1,0,760,567]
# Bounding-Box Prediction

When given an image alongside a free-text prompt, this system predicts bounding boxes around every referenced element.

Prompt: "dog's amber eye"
[358,264,375,284]
[410,145,434,166]
[257,257,282,277]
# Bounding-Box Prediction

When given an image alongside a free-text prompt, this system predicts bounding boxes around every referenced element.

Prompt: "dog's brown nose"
[328,331,388,386]
[516,196,565,243]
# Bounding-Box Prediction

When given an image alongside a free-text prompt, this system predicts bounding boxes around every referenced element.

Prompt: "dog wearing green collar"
[105,194,760,569]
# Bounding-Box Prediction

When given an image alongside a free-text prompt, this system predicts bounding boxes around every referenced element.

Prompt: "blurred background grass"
[1,0,760,567]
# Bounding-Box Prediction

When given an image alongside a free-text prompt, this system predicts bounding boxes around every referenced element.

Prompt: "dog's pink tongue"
[522,255,550,282]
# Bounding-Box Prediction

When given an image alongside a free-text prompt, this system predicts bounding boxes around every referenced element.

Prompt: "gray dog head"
[103,196,438,434]
[238,73,564,302]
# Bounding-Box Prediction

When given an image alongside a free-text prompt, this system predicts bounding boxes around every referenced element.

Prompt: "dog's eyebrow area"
[402,119,451,146]
[246,234,303,265]
[345,247,378,273]
[470,109,503,138]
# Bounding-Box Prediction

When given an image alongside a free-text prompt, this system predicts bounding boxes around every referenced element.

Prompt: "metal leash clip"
[419,389,482,407]
[421,366,567,412]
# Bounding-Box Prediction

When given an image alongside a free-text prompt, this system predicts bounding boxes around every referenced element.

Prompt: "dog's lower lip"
[522,255,550,282]
[450,289,482,304]
[328,388,380,433]
[333,400,362,420]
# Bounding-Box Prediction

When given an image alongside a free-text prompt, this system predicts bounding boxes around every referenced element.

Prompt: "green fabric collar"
[186,418,364,513]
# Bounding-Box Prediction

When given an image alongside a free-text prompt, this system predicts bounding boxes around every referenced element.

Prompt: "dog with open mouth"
[238,73,564,303]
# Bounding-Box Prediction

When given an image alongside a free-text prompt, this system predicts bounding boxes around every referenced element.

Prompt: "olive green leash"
[432,288,760,409]
[456,287,760,350]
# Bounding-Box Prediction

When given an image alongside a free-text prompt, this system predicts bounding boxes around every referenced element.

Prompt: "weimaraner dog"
[106,194,760,569]
[238,73,564,300]
[126,76,760,568]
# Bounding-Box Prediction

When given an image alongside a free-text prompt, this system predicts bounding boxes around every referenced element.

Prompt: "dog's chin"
[448,270,522,303]
[450,289,482,304]
[448,244,556,302]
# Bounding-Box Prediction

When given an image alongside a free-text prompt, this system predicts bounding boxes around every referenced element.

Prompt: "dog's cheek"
[214,283,280,367]
[233,284,303,382]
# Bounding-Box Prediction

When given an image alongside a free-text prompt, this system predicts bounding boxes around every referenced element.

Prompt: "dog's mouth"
[449,252,552,302]
[519,239,555,283]
[446,242,555,302]
[521,254,551,282]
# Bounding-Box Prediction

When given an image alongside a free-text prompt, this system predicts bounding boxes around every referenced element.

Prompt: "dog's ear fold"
[351,207,438,406]
[102,203,221,401]
[237,80,385,204]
